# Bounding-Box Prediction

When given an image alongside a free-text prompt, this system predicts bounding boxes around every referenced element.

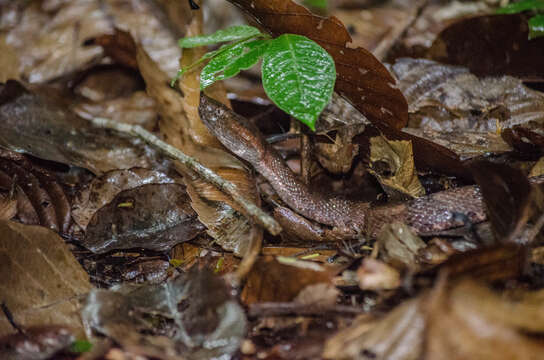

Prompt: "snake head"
[199,94,268,164]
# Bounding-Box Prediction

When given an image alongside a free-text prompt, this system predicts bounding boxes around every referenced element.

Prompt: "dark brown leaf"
[227,0,409,129]
[82,183,204,253]
[427,14,544,81]
[469,161,532,242]
[0,151,72,233]
[72,168,178,231]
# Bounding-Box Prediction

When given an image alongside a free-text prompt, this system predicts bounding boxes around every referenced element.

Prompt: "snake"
[199,94,491,237]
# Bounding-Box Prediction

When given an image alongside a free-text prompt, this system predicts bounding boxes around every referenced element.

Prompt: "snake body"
[199,95,487,236]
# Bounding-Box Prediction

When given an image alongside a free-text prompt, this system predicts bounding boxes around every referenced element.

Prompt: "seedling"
[172,25,336,131]
[497,0,544,39]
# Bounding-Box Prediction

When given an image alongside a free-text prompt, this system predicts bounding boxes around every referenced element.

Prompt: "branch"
[91,117,282,235]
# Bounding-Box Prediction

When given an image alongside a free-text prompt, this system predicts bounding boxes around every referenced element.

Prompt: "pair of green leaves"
[173,25,336,131]
[497,0,544,39]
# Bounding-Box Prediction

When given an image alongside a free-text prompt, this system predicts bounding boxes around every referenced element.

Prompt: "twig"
[91,117,282,235]
[248,302,365,318]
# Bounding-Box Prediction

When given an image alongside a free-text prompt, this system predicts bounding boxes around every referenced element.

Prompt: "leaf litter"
[1,0,544,359]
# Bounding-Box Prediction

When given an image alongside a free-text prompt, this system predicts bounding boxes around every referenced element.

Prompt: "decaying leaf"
[469,161,532,243]
[0,220,92,338]
[75,91,158,131]
[530,157,544,177]
[0,326,75,360]
[428,13,544,80]
[390,58,544,132]
[376,222,427,270]
[403,128,512,161]
[0,151,72,233]
[0,0,190,83]
[241,256,336,304]
[82,269,247,360]
[0,81,168,175]
[72,168,178,231]
[82,184,204,253]
[369,136,425,200]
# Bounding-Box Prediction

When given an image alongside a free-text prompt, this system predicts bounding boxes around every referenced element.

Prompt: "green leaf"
[201,39,269,89]
[261,34,336,131]
[178,25,263,48]
[69,340,93,353]
[303,0,328,9]
[529,14,544,38]
[496,0,544,14]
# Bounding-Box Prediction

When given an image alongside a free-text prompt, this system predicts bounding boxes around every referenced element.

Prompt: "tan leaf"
[0,220,92,338]
[369,136,425,200]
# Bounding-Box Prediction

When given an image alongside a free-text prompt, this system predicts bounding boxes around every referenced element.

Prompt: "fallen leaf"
[0,326,75,360]
[530,157,544,177]
[0,220,92,338]
[376,222,426,270]
[324,275,544,360]
[295,283,340,307]
[469,161,532,242]
[369,136,425,200]
[72,168,177,231]
[82,268,247,360]
[427,13,544,81]
[389,58,544,133]
[82,184,204,253]
[1,0,189,83]
[0,80,168,175]
[241,256,335,304]
[0,152,72,233]
[357,258,401,291]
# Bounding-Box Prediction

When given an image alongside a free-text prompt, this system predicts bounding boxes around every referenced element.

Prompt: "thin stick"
[91,117,282,235]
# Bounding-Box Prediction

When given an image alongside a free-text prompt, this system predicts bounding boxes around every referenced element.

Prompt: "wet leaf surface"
[82,183,204,253]
[71,168,177,231]
[0,220,92,338]
[0,81,168,175]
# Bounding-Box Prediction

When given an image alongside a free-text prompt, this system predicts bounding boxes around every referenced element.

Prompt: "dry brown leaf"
[82,184,204,253]
[0,81,168,175]
[0,192,16,221]
[390,58,544,132]
[369,136,425,200]
[0,220,92,338]
[241,256,335,304]
[0,151,72,233]
[377,222,426,270]
[1,0,189,83]
[357,258,401,291]
[530,157,544,177]
[72,168,178,231]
